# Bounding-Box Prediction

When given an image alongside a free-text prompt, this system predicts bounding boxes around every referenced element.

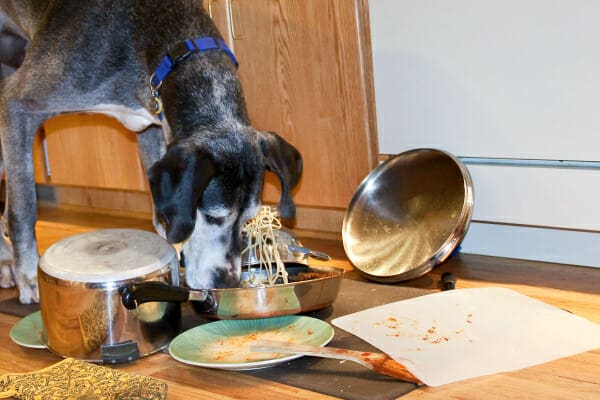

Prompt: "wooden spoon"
[250,340,422,384]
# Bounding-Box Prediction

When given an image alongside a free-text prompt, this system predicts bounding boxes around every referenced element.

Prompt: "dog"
[0,1,302,304]
[0,12,25,78]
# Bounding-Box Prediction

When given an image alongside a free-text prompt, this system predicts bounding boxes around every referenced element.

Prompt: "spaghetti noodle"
[241,206,288,286]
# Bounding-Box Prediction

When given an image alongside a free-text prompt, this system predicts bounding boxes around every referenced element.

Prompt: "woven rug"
[0,296,39,317]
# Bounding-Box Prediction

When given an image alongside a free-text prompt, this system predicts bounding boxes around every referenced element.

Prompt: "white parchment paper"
[332,287,600,386]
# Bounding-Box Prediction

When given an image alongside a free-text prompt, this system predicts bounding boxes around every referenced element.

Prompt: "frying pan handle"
[120,281,191,309]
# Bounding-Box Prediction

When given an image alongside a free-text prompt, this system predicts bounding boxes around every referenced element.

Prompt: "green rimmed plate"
[10,311,46,349]
[168,315,334,370]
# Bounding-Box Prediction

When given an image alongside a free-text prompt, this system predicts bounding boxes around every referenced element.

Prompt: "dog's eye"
[205,215,225,225]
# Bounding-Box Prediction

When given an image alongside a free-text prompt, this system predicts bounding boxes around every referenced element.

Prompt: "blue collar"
[149,37,238,116]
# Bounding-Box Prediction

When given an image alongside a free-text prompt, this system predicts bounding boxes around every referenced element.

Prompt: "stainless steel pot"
[38,229,181,364]
[120,263,343,319]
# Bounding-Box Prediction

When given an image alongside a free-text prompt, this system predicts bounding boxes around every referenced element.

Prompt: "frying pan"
[120,263,343,319]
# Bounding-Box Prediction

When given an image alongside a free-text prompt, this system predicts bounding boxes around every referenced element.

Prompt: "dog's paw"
[0,264,15,288]
[15,274,39,304]
[18,284,39,304]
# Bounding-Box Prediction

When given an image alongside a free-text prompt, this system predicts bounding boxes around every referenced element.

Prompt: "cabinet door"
[34,114,148,191]
[203,0,234,43]
[212,0,378,209]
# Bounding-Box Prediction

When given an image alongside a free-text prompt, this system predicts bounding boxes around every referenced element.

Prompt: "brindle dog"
[0,1,302,303]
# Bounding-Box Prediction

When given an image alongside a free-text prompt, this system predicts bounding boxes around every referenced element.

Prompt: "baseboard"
[38,187,599,267]
[288,206,345,237]
[461,221,600,268]
[38,185,346,234]
[37,185,153,219]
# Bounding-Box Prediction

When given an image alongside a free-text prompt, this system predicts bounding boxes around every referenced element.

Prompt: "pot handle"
[120,281,207,309]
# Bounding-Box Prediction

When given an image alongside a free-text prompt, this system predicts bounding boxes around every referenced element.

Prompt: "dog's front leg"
[136,125,168,237]
[0,166,14,289]
[0,106,44,304]
[0,156,15,288]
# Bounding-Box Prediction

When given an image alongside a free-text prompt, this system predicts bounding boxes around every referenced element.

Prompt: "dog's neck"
[132,4,250,141]
[152,46,249,141]
[134,1,219,61]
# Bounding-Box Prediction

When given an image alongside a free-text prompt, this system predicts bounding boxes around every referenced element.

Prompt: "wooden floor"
[0,206,599,399]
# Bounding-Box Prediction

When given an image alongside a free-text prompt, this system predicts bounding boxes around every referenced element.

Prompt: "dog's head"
[148,127,302,289]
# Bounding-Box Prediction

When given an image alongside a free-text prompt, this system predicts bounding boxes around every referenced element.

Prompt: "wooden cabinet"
[33,114,148,191]
[206,0,378,210]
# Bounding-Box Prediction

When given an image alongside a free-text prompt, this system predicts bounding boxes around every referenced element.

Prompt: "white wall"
[369,0,600,267]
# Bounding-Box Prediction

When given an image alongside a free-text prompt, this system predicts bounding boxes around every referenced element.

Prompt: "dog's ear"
[149,147,215,243]
[258,131,303,219]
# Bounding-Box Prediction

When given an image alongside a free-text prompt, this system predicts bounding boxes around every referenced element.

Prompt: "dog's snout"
[211,264,240,289]
[164,215,195,244]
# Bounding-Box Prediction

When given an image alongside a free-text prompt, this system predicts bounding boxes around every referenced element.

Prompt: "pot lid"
[39,229,177,283]
[342,149,473,282]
